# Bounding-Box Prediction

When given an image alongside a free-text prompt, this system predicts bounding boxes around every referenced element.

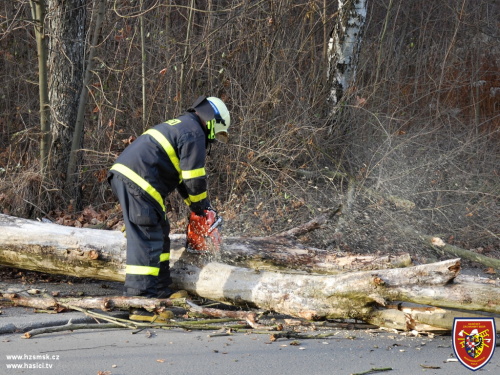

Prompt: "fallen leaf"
[484,267,496,275]
[431,237,446,247]
[355,96,367,107]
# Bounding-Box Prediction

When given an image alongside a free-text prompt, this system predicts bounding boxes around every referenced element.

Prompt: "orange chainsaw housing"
[186,210,221,252]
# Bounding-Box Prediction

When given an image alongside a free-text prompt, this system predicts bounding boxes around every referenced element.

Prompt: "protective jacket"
[110,112,210,214]
[108,111,211,297]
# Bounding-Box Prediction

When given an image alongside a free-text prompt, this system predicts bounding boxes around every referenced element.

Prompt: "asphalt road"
[1,305,499,375]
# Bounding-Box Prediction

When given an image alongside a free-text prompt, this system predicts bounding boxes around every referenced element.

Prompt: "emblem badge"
[452,317,496,371]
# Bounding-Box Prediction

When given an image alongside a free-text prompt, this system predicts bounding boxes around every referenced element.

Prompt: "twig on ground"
[185,299,256,320]
[23,320,123,338]
[65,305,137,329]
[267,331,356,341]
[350,368,393,375]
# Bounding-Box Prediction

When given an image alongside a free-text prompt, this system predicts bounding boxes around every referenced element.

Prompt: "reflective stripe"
[160,253,170,262]
[144,129,182,182]
[189,191,208,203]
[142,127,209,206]
[126,265,160,276]
[110,163,165,212]
[182,167,206,180]
[165,119,181,125]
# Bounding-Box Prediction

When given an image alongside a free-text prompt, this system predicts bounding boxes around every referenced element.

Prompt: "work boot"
[128,308,174,323]
[157,289,188,299]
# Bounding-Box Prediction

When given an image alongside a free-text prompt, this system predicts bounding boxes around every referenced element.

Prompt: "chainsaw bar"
[208,216,223,233]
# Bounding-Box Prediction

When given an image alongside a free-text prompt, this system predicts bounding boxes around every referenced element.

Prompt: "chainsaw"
[185,209,223,253]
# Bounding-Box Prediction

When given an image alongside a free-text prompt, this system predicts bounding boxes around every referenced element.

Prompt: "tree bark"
[47,0,86,203]
[1,214,498,330]
[327,0,368,107]
[220,237,413,274]
[372,303,500,333]
[2,293,175,312]
[170,256,499,320]
[29,0,50,173]
[66,0,106,192]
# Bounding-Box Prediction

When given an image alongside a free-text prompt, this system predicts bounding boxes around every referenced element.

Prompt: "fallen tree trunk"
[1,293,176,311]
[373,304,500,333]
[424,234,500,270]
[220,237,412,273]
[0,214,126,281]
[1,214,499,331]
[0,213,411,279]
[399,226,500,270]
[170,257,500,319]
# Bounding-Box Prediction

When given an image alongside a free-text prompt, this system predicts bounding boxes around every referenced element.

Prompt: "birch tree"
[327,0,368,110]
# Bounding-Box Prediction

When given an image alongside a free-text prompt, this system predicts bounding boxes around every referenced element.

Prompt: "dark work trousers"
[109,175,171,297]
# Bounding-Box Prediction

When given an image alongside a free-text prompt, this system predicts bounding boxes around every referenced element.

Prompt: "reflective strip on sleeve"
[181,167,206,180]
[189,191,208,203]
[110,163,165,212]
[183,198,192,206]
[144,129,182,182]
[126,265,160,276]
[159,253,170,262]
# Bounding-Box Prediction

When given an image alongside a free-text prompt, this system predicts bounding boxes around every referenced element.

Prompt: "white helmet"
[207,97,230,143]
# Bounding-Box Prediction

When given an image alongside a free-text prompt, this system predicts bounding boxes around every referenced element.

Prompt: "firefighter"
[108,96,230,322]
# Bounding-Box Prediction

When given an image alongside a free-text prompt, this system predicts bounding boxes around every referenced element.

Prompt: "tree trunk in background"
[138,0,147,130]
[179,0,195,105]
[47,0,86,205]
[29,0,50,174]
[327,0,368,108]
[65,0,105,194]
